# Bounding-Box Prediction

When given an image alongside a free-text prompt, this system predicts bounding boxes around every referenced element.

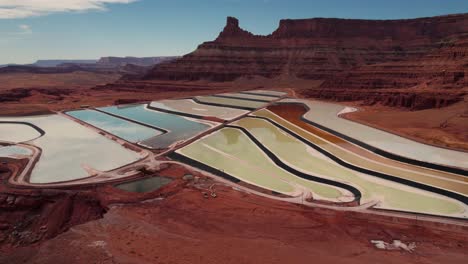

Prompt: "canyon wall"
[144,15,468,109]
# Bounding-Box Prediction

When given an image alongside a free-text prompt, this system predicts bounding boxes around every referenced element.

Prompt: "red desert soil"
[0,78,269,116]
[1,163,466,263]
[0,71,121,90]
[2,182,467,264]
[342,99,468,152]
[2,78,467,152]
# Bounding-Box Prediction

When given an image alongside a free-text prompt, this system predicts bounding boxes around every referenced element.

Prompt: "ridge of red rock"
[144,14,468,109]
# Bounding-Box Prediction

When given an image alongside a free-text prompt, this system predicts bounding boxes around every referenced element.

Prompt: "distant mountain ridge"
[97,56,179,67]
[32,60,98,67]
[0,56,180,79]
[1,56,179,68]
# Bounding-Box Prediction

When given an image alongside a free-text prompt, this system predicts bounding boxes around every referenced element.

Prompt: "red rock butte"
[145,14,468,109]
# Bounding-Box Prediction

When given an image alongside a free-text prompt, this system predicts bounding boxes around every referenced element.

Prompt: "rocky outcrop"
[0,88,72,103]
[0,191,105,245]
[320,33,468,90]
[146,14,468,82]
[143,14,468,109]
[0,88,31,102]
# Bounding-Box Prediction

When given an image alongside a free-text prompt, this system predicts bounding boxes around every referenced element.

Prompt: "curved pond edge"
[272,102,468,177]
[0,121,45,142]
[248,115,468,205]
[226,125,362,204]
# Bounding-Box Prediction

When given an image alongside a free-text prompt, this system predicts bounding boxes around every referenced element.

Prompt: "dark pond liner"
[239,91,284,98]
[249,115,468,205]
[226,125,362,204]
[212,94,272,103]
[274,102,468,177]
[0,121,45,140]
[168,152,241,183]
[92,108,168,134]
[147,104,207,120]
[192,97,257,111]
[93,107,213,150]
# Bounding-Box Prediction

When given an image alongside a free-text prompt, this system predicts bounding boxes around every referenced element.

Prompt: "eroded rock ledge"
[143,15,468,109]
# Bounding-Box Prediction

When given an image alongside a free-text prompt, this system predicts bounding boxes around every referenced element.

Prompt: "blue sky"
[1,0,467,64]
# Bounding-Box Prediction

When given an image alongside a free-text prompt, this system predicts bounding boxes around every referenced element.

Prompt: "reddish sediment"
[1,152,467,264]
[341,101,468,152]
[2,175,467,264]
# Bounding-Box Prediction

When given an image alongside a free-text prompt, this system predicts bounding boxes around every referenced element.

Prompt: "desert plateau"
[0,1,467,263]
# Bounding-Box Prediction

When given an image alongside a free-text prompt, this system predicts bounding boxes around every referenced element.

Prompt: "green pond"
[116,176,173,193]
[234,117,465,216]
[178,127,346,200]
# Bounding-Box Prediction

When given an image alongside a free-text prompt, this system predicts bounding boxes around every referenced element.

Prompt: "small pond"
[115,176,173,193]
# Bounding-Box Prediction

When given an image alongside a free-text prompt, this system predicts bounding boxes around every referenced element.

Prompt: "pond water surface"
[0,115,142,183]
[98,104,215,149]
[240,90,287,97]
[0,123,42,143]
[149,99,248,120]
[0,145,33,158]
[237,115,467,217]
[67,109,162,143]
[282,99,468,169]
[194,96,266,110]
[115,176,173,193]
[178,127,347,201]
[215,92,275,102]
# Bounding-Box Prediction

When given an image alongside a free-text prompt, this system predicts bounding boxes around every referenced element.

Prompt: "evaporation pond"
[98,104,214,149]
[0,145,33,158]
[67,109,162,143]
[149,99,248,120]
[0,114,142,183]
[115,176,173,193]
[0,123,42,143]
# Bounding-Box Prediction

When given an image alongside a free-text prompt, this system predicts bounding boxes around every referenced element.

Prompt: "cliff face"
[145,15,468,109]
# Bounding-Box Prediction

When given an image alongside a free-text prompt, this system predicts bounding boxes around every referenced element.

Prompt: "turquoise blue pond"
[0,145,32,158]
[67,109,162,143]
[98,104,213,149]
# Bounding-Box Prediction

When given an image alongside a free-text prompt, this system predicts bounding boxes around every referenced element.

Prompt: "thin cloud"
[0,24,32,44]
[18,24,32,34]
[0,0,138,19]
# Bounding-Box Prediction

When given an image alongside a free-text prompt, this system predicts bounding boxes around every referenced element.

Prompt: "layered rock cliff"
[144,14,468,109]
